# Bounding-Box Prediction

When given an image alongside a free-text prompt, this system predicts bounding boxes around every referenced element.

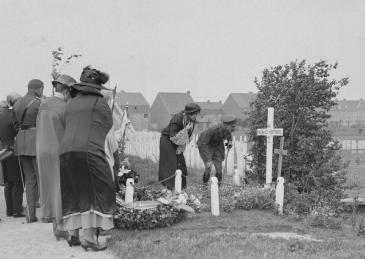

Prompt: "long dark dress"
[60,86,115,230]
[158,111,193,189]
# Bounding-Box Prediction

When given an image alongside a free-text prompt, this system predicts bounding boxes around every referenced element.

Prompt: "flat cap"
[184,103,201,115]
[28,79,44,89]
[222,114,237,124]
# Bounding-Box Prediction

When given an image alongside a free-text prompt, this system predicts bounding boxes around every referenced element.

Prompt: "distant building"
[329,99,365,127]
[149,91,194,131]
[222,92,257,120]
[116,91,150,130]
[195,100,223,132]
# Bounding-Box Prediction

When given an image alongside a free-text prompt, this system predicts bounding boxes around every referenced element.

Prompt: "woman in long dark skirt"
[60,66,115,251]
[158,103,201,190]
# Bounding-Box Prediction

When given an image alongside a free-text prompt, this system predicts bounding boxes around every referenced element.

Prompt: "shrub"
[247,60,349,194]
[216,184,275,213]
[305,204,342,229]
[235,186,275,210]
[283,182,344,224]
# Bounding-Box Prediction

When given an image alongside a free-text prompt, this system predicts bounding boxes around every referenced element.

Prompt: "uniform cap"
[28,79,44,89]
[52,74,76,87]
[184,103,201,115]
[222,114,237,124]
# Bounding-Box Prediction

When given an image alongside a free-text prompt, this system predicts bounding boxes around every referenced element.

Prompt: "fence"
[124,131,249,174]
[339,139,365,153]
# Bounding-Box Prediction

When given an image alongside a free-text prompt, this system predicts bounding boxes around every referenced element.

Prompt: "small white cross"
[257,107,283,187]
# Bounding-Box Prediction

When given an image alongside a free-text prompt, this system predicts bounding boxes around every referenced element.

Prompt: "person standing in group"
[14,79,44,223]
[197,115,236,184]
[36,75,76,239]
[158,103,201,190]
[0,93,25,218]
[60,66,115,251]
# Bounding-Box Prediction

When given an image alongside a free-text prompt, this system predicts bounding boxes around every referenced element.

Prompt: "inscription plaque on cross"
[274,137,287,178]
[257,107,283,187]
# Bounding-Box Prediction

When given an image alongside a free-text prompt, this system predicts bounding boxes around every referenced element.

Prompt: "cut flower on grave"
[114,186,202,230]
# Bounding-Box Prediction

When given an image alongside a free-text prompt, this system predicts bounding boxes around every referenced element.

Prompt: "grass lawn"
[108,155,365,258]
[108,209,365,258]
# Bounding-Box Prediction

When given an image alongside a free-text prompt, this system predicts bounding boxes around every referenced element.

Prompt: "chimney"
[207,100,210,103]
[187,91,191,95]
[219,100,222,104]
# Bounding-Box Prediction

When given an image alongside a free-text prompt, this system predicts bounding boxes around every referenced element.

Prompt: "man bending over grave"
[197,115,236,184]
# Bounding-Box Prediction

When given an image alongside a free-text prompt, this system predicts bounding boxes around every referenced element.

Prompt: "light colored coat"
[36,94,66,220]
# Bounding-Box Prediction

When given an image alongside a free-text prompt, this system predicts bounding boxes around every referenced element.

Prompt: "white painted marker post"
[257,107,283,188]
[275,177,284,215]
[125,178,134,203]
[175,169,182,193]
[211,177,220,216]
[232,168,241,186]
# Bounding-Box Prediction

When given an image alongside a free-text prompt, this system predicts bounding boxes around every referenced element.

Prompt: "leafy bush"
[235,186,275,210]
[217,184,275,213]
[305,204,342,229]
[283,182,344,225]
[247,60,349,194]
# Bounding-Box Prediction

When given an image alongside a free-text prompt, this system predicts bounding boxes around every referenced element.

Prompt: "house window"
[135,106,137,110]
[144,114,148,118]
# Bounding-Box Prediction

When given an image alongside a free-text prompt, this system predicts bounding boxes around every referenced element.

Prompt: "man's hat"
[222,114,237,124]
[184,103,201,115]
[52,74,76,87]
[28,79,44,89]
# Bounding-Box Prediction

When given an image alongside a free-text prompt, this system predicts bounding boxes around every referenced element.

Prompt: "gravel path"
[0,187,116,259]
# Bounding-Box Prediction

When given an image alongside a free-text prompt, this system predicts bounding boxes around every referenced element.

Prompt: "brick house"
[116,91,150,130]
[149,91,194,131]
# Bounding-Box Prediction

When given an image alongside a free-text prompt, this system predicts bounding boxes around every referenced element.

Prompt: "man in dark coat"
[197,115,237,184]
[14,79,44,223]
[0,93,24,217]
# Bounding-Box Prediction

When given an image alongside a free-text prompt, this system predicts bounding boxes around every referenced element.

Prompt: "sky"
[0,0,364,104]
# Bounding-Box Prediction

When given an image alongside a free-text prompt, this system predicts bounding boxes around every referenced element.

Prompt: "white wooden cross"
[257,107,283,187]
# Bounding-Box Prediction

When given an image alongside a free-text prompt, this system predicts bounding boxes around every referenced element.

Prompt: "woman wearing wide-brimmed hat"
[59,66,115,251]
[158,103,201,190]
[36,74,76,238]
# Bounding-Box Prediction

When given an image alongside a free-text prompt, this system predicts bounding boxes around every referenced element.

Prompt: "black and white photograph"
[0,0,365,258]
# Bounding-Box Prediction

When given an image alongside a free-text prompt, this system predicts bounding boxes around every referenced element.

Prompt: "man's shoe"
[35,202,40,208]
[26,217,38,223]
[203,173,210,184]
[13,213,26,218]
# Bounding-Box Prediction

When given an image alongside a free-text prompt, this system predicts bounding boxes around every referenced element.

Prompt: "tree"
[51,47,81,80]
[247,60,349,194]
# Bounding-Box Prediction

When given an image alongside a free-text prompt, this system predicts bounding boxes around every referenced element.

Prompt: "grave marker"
[274,136,287,178]
[257,107,283,187]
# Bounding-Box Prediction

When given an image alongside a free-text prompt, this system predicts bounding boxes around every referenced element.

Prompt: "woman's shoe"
[54,230,68,241]
[81,239,107,252]
[67,236,81,247]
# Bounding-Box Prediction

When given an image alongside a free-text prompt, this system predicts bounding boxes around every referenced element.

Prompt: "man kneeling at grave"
[197,115,236,184]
